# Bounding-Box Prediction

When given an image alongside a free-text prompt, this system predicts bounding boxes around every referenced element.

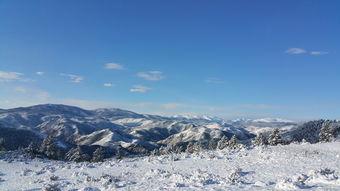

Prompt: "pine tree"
[40,136,59,159]
[25,142,39,158]
[192,142,204,152]
[92,147,104,162]
[115,149,122,160]
[208,139,218,150]
[217,136,229,150]
[268,128,281,146]
[319,121,333,142]
[185,142,195,153]
[228,135,239,150]
[253,133,266,147]
[0,138,6,151]
[65,146,90,162]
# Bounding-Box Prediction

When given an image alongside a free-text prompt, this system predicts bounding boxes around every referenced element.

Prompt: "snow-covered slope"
[0,104,254,153]
[227,118,299,134]
[0,142,339,190]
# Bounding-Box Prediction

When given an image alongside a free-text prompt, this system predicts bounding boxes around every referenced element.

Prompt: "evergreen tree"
[0,138,6,151]
[115,149,122,160]
[208,139,218,150]
[268,128,282,146]
[319,121,333,142]
[217,136,229,150]
[40,136,59,159]
[150,149,160,156]
[92,147,104,162]
[185,142,195,153]
[228,135,239,150]
[192,142,204,152]
[253,133,266,147]
[25,142,39,158]
[65,146,90,162]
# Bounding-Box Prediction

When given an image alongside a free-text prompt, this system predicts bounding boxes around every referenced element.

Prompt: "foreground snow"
[0,142,340,191]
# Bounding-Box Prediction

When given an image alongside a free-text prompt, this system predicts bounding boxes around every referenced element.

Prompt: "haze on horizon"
[1,0,339,120]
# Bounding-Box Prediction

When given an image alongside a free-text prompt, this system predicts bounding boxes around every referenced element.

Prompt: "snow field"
[0,142,339,191]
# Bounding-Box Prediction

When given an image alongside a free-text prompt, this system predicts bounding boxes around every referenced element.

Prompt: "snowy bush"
[49,175,59,181]
[307,168,339,183]
[227,168,242,184]
[275,178,302,190]
[43,183,61,191]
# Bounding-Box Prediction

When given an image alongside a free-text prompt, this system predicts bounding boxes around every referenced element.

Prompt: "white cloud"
[137,71,164,81]
[60,73,84,83]
[130,85,151,93]
[103,83,114,87]
[285,48,307,55]
[36,91,50,101]
[14,86,27,93]
[310,51,328,55]
[0,71,24,81]
[105,63,125,70]
[130,102,185,110]
[36,72,44,75]
[205,77,224,84]
[161,103,185,109]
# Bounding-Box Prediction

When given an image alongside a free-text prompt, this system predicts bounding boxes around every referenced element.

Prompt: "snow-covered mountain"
[6,104,337,156]
[0,104,256,154]
[227,118,299,134]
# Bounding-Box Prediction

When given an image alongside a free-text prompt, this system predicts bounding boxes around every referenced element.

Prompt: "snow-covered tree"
[319,121,333,142]
[217,135,229,150]
[65,146,90,162]
[185,141,207,153]
[228,135,240,150]
[150,149,160,156]
[185,142,195,153]
[268,128,281,146]
[92,147,104,162]
[115,149,122,160]
[40,136,59,159]
[208,139,218,150]
[0,138,5,151]
[193,142,204,152]
[253,133,266,147]
[25,142,40,158]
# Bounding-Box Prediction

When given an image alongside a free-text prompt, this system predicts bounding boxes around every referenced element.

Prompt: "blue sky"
[1,0,339,120]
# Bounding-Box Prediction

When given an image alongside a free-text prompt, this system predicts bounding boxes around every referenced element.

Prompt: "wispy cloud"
[205,77,224,84]
[130,102,186,110]
[14,86,27,93]
[103,83,115,87]
[105,63,125,70]
[285,48,307,55]
[36,72,44,75]
[0,71,24,82]
[130,85,151,93]
[240,104,286,109]
[60,73,84,83]
[161,103,185,109]
[310,51,328,55]
[137,71,164,81]
[36,91,50,101]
